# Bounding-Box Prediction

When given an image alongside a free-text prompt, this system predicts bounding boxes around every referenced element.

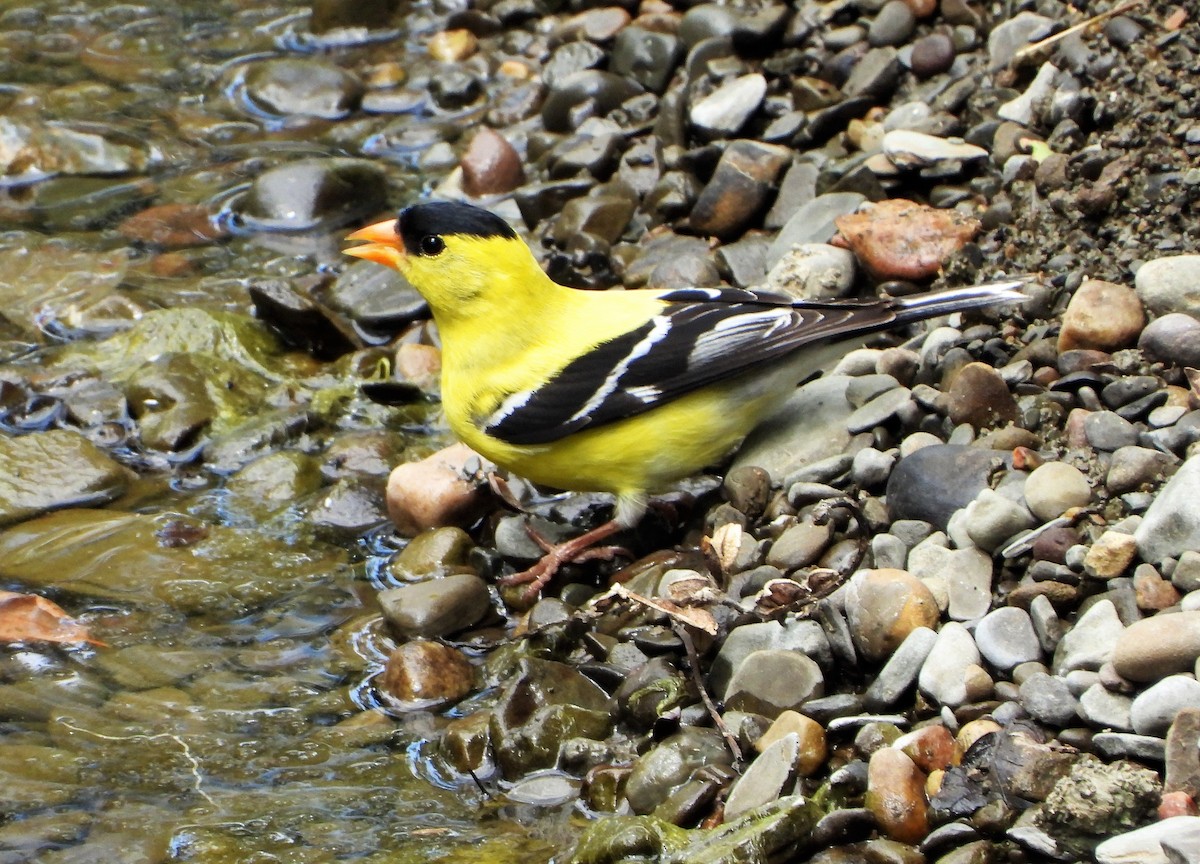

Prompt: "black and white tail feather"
[485,280,1027,447]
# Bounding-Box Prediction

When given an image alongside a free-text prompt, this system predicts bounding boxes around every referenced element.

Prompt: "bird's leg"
[498,518,630,601]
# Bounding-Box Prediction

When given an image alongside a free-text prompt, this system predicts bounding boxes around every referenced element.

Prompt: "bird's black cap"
[397,201,517,255]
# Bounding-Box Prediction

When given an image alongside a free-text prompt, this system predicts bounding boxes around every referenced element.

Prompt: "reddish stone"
[833,199,980,281]
[461,128,525,197]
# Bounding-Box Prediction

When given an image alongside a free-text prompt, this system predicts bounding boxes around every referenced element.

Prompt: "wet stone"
[724,649,824,718]
[238,158,387,231]
[380,640,474,706]
[377,573,491,639]
[0,430,129,528]
[240,58,363,120]
[868,1,916,47]
[1092,732,1166,763]
[461,127,525,197]
[624,727,730,814]
[689,73,766,138]
[724,731,798,820]
[865,748,928,844]
[865,626,937,710]
[491,658,612,779]
[689,139,791,239]
[756,711,827,777]
[610,28,682,95]
[846,387,913,434]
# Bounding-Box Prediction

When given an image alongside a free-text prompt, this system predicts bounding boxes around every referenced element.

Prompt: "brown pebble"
[910,33,954,78]
[1007,580,1079,609]
[1031,525,1079,564]
[1112,612,1200,682]
[1133,564,1182,611]
[833,199,980,281]
[902,0,937,16]
[945,362,1019,430]
[894,724,959,773]
[956,718,1001,753]
[755,710,827,777]
[380,639,475,704]
[845,569,941,663]
[1165,707,1200,797]
[386,442,493,536]
[1083,531,1137,580]
[428,29,477,62]
[461,127,525,197]
[1057,279,1145,353]
[118,203,225,248]
[865,748,929,844]
[1158,790,1198,819]
[395,343,441,391]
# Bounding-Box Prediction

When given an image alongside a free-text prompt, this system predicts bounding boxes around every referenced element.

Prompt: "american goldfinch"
[346,201,1023,596]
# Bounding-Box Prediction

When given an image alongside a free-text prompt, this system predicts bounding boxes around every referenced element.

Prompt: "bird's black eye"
[418,235,445,256]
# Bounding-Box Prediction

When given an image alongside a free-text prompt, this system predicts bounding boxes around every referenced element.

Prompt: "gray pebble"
[851,447,896,488]
[1078,682,1134,731]
[1084,411,1140,451]
[1135,254,1200,318]
[1052,599,1124,674]
[1019,673,1079,727]
[865,626,937,710]
[964,488,1036,553]
[976,607,1041,671]
[1130,675,1200,737]
[1136,454,1200,562]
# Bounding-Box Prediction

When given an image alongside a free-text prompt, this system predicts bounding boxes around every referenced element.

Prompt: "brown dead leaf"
[0,590,105,646]
[607,583,719,635]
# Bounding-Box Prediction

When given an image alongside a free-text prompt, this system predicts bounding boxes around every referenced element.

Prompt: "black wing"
[482,282,1025,446]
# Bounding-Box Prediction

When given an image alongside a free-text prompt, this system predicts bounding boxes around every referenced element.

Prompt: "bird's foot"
[498,519,628,602]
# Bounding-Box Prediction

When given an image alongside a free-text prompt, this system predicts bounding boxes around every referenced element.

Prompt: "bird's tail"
[888,279,1028,326]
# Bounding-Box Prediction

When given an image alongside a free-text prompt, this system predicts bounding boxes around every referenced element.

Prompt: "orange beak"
[344,218,405,269]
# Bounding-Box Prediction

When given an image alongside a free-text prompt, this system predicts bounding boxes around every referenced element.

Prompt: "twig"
[57,720,215,805]
[672,622,743,768]
[1010,0,1146,67]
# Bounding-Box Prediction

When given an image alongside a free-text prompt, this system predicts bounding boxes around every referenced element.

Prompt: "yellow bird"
[346,201,1023,597]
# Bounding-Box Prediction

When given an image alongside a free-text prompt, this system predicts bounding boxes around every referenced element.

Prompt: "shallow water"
[0,2,564,861]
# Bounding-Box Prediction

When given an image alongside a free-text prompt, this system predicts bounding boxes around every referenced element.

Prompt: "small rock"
[690,139,792,239]
[1165,708,1200,796]
[1024,462,1091,521]
[946,363,1020,430]
[460,128,525,197]
[725,732,799,820]
[1135,255,1200,318]
[886,446,1009,530]
[380,640,474,705]
[864,626,938,709]
[1084,531,1139,580]
[1140,313,1200,370]
[689,73,766,137]
[1113,612,1200,682]
[1107,446,1179,495]
[377,573,492,638]
[1053,599,1125,674]
[963,488,1035,553]
[865,748,928,843]
[762,243,857,300]
[844,569,940,663]
[976,607,1041,671]
[1094,816,1200,864]
[1136,455,1200,563]
[1131,676,1200,737]
[724,649,824,718]
[386,443,492,536]
[756,711,827,777]
[1019,673,1079,727]
[1078,682,1134,731]
[833,198,981,281]
[919,622,982,708]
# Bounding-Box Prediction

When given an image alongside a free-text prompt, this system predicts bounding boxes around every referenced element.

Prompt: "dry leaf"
[0,590,104,646]
[608,583,719,635]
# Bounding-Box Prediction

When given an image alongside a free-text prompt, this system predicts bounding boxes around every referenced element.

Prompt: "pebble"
[724,732,798,820]
[844,569,940,663]
[1018,673,1079,727]
[919,622,984,708]
[963,488,1035,553]
[975,607,1040,671]
[690,140,792,238]
[946,362,1019,430]
[864,626,938,709]
[1084,411,1140,451]
[1136,455,1200,563]
[1140,312,1200,369]
[755,711,827,777]
[1165,708,1200,796]
[377,573,492,639]
[1095,816,1200,864]
[709,618,830,694]
[762,243,856,300]
[380,640,474,705]
[846,387,914,433]
[724,649,824,718]
[908,544,992,621]
[1108,446,1178,495]
[1060,279,1142,355]
[886,446,1009,530]
[868,0,916,47]
[767,193,868,266]
[1023,462,1090,521]
[1113,612,1200,683]
[1053,599,1125,674]
[1131,676,1200,737]
[765,520,833,570]
[1093,732,1166,763]
[1135,255,1200,318]
[1082,531,1138,580]
[689,73,766,137]
[460,127,524,196]
[386,443,492,535]
[865,748,928,844]
[1078,683,1134,731]
[909,33,955,78]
